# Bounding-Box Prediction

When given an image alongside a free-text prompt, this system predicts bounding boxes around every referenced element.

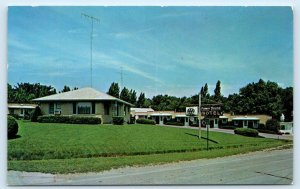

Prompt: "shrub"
[112,116,124,125]
[266,119,280,132]
[9,114,19,120]
[37,115,101,124]
[256,129,278,135]
[8,116,18,138]
[234,128,259,137]
[31,106,43,122]
[164,122,184,126]
[221,126,236,130]
[136,119,156,125]
[258,123,266,130]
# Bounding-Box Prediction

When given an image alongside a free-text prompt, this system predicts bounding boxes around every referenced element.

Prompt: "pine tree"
[107,82,120,98]
[137,93,146,108]
[120,87,131,102]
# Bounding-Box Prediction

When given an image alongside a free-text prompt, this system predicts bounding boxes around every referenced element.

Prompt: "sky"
[8,6,293,98]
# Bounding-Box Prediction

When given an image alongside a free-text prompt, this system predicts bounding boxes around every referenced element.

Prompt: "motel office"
[33,88,133,124]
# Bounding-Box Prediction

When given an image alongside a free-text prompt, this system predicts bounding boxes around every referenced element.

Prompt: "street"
[7,148,293,185]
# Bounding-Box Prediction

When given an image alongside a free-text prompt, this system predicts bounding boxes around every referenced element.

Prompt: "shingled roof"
[33,87,133,106]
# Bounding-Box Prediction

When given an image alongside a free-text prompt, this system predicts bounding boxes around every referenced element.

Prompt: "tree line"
[108,79,293,121]
[8,79,293,121]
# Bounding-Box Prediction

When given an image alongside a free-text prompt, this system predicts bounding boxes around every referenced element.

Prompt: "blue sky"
[8,6,293,98]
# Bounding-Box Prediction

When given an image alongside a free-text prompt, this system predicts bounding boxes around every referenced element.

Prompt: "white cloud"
[93,52,163,84]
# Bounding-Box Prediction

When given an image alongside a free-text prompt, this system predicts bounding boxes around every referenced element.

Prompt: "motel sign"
[200,104,223,117]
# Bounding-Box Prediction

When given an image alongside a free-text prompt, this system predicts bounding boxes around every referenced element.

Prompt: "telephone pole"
[81,13,100,88]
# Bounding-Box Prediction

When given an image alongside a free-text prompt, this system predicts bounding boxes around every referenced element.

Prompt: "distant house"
[131,108,154,120]
[8,103,37,118]
[33,87,134,124]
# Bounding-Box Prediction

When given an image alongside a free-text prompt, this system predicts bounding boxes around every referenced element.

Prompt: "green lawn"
[8,120,291,173]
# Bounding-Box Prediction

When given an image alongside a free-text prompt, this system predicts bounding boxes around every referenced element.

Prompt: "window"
[55,103,61,110]
[222,119,227,124]
[244,120,248,126]
[124,106,126,116]
[49,103,54,114]
[77,102,92,114]
[215,119,218,124]
[104,103,110,115]
[20,109,24,114]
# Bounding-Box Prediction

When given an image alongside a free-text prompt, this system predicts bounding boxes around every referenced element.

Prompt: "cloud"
[93,52,163,84]
[8,38,34,51]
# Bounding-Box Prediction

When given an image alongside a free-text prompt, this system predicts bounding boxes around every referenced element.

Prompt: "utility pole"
[81,13,100,88]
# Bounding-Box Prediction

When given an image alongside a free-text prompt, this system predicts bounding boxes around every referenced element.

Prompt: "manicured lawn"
[8,120,291,173]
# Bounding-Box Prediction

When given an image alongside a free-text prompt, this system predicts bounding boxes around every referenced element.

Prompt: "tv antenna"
[81,13,100,88]
[118,66,127,90]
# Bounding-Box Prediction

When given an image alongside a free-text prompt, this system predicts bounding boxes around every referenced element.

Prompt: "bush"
[9,114,19,120]
[258,123,266,130]
[165,122,184,126]
[31,106,43,122]
[136,119,156,125]
[266,119,280,132]
[37,115,101,124]
[234,128,259,137]
[8,116,18,138]
[112,116,124,125]
[256,129,278,135]
[221,126,236,130]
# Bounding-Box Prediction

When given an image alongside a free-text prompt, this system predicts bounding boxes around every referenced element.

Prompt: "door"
[155,116,159,124]
[159,116,164,125]
[210,120,214,128]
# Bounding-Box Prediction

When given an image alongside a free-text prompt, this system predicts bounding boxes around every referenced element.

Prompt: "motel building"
[131,108,272,129]
[8,103,37,118]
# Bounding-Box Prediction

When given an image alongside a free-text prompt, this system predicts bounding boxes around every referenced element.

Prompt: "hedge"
[136,119,156,125]
[8,116,18,138]
[164,122,184,126]
[221,126,236,130]
[234,128,259,137]
[112,116,124,125]
[37,115,101,124]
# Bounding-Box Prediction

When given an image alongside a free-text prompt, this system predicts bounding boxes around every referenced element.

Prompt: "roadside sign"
[200,104,223,117]
[186,107,198,116]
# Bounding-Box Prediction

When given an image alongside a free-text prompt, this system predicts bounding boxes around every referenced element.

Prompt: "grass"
[8,120,291,173]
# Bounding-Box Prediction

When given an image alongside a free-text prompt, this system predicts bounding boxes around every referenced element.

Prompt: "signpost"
[200,104,223,150]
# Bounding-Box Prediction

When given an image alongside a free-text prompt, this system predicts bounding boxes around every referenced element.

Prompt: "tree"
[107,82,120,98]
[280,87,293,121]
[30,106,43,122]
[214,80,221,102]
[129,89,137,105]
[137,93,146,108]
[203,83,209,97]
[120,87,131,102]
[60,85,71,93]
[8,82,56,103]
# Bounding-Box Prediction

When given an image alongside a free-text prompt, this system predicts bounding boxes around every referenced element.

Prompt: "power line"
[81,13,100,88]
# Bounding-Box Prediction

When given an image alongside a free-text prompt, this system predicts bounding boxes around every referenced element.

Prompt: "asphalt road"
[7,148,293,185]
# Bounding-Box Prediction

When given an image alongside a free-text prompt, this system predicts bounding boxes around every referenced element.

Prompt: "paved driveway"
[159,125,293,140]
[7,149,293,185]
